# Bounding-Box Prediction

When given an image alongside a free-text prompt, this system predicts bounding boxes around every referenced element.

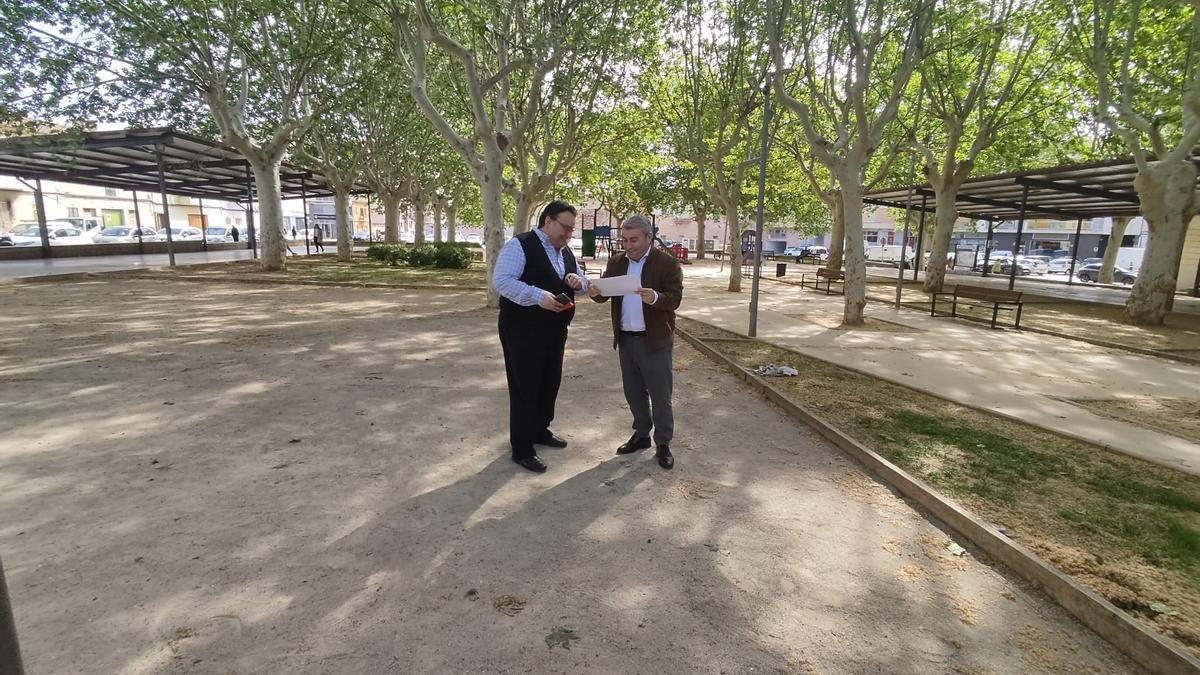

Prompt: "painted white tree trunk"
[447,206,458,243]
[433,200,443,243]
[383,193,402,244]
[334,189,353,262]
[725,200,742,292]
[413,198,426,244]
[827,197,845,271]
[479,154,508,308]
[694,208,707,259]
[1125,160,1196,324]
[1099,216,1131,284]
[514,198,533,236]
[250,160,287,271]
[839,179,868,325]
[924,184,961,293]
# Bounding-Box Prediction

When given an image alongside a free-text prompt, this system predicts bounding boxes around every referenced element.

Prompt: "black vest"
[498,230,577,327]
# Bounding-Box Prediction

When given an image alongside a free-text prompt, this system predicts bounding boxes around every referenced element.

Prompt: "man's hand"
[637,288,656,305]
[564,273,584,291]
[587,283,602,300]
[538,291,567,312]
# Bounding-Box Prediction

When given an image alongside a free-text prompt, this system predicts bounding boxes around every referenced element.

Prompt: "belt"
[620,330,647,337]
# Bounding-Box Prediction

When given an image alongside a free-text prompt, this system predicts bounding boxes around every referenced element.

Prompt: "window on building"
[1121,234,1137,247]
[67,207,80,217]
[104,188,117,197]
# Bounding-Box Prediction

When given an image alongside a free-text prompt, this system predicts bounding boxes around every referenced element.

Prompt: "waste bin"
[776,263,787,277]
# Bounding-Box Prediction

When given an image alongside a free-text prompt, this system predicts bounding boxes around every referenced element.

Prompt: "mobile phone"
[553,292,575,310]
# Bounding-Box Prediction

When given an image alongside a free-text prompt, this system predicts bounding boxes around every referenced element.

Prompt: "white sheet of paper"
[591,274,641,297]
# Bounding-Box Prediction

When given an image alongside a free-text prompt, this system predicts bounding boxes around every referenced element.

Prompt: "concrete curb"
[677,326,1200,675]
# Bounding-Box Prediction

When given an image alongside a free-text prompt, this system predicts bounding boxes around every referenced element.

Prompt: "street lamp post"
[748,75,781,338]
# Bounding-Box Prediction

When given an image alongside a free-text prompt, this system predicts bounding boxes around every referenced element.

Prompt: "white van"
[864,243,916,267]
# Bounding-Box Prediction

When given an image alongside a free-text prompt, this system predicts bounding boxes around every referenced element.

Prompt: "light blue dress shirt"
[493,228,587,306]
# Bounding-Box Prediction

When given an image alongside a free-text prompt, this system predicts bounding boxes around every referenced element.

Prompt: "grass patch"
[679,314,1200,652]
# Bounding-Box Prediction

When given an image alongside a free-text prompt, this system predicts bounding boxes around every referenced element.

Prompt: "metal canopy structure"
[865,152,1200,222]
[0,127,347,201]
[864,152,1200,293]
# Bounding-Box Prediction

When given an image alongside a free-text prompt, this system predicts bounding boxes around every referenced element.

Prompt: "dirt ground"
[0,279,1142,674]
[1072,397,1200,446]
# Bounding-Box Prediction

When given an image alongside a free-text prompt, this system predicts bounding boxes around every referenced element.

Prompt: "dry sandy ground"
[0,279,1140,674]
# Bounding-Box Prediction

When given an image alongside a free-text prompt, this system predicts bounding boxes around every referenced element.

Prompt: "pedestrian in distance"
[493,200,588,473]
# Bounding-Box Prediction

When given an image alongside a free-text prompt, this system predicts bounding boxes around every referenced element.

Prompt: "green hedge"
[365,243,473,269]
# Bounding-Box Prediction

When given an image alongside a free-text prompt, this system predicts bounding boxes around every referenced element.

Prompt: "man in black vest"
[493,201,587,473]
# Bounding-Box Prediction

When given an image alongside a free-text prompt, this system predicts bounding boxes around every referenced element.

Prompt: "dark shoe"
[513,454,547,473]
[656,445,674,470]
[616,433,652,455]
[535,431,568,448]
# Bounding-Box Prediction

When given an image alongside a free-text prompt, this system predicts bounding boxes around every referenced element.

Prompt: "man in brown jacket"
[587,215,684,469]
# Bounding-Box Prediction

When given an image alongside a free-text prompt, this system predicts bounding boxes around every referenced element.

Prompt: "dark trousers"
[499,317,567,459]
[618,334,674,445]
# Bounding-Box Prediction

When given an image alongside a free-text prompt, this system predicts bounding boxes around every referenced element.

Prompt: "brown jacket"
[591,247,684,350]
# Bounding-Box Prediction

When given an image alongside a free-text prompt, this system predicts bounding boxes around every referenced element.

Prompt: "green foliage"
[365,242,473,268]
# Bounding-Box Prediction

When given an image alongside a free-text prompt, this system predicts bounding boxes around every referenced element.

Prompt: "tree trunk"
[840,180,868,325]
[923,183,961,293]
[480,153,507,308]
[826,196,845,270]
[1099,216,1131,284]
[725,200,742,292]
[250,160,287,271]
[447,205,458,243]
[433,199,443,243]
[694,207,707,259]
[1125,160,1196,325]
[334,188,353,262]
[514,196,534,236]
[383,192,402,244]
[413,198,426,244]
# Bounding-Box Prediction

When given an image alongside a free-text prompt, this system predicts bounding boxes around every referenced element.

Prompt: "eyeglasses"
[553,217,576,233]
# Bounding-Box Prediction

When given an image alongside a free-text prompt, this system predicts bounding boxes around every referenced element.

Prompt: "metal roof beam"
[917,189,1081,219]
[1015,176,1140,203]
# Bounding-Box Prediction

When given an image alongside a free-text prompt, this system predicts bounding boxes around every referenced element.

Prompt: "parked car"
[1076,263,1136,285]
[1082,257,1104,267]
[783,245,828,262]
[10,223,93,246]
[203,226,235,244]
[61,217,104,238]
[157,226,203,241]
[352,230,371,242]
[92,227,158,244]
[1047,258,1081,274]
[1018,255,1051,275]
[0,232,12,246]
[973,250,1014,271]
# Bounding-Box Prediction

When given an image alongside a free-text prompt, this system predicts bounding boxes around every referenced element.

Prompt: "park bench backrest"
[954,284,1021,303]
[816,268,845,280]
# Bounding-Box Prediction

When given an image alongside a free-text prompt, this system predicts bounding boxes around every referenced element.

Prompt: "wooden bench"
[799,268,845,295]
[931,284,1023,329]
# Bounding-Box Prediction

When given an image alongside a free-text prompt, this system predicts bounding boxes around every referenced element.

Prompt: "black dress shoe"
[513,454,548,473]
[656,445,674,470]
[617,433,652,455]
[535,431,569,448]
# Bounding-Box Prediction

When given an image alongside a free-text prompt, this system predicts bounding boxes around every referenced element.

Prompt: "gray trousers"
[618,334,674,445]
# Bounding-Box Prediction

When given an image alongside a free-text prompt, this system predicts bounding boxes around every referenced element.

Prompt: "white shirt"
[620,251,658,331]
